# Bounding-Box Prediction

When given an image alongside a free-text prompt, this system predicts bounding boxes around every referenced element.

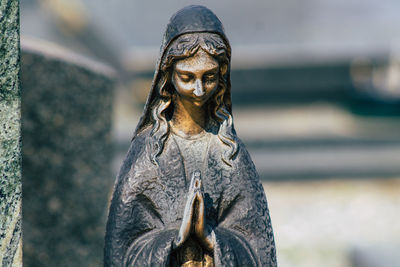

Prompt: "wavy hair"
[148,32,238,166]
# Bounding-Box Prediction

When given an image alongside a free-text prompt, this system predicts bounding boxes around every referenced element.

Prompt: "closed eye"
[178,72,194,82]
[204,73,218,82]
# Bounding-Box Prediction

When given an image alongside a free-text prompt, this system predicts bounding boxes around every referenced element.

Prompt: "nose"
[193,79,204,97]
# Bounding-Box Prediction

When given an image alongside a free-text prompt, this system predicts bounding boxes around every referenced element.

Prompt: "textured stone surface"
[21,42,115,267]
[0,0,23,266]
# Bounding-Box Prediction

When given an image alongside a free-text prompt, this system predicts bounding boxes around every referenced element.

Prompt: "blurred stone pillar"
[0,0,23,266]
[21,38,115,267]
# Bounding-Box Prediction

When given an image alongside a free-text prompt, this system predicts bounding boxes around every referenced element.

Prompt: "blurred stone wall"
[0,0,23,266]
[21,41,115,267]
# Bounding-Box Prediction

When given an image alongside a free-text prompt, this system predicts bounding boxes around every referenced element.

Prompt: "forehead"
[174,49,219,73]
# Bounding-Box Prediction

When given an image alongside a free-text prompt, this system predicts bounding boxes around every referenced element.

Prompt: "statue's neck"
[170,98,208,136]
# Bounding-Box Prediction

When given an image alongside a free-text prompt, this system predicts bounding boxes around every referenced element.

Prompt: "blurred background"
[21,0,400,266]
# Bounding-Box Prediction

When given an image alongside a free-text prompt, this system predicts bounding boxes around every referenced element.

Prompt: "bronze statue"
[104,5,277,267]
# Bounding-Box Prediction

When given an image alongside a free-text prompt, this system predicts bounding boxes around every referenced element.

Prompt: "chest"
[135,135,233,227]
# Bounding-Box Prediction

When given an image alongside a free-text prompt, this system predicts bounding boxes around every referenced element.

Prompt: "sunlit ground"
[264,178,400,267]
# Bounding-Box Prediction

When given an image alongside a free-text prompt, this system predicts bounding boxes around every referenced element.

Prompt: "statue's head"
[135,6,237,166]
[172,48,220,108]
[156,32,229,117]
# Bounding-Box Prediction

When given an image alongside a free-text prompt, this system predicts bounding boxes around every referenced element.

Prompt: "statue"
[104,5,277,267]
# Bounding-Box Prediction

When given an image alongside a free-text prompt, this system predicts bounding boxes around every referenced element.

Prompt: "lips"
[191,94,209,103]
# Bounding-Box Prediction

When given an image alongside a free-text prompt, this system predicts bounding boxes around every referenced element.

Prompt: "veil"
[133,5,232,138]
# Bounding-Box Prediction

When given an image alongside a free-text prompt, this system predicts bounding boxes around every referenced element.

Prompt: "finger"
[194,177,201,190]
[177,219,191,246]
[189,170,201,192]
[195,190,203,204]
[178,190,197,246]
[195,192,205,237]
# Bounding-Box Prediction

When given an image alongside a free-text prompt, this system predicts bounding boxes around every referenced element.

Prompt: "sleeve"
[211,142,277,267]
[104,136,178,267]
[213,227,258,266]
[104,173,178,267]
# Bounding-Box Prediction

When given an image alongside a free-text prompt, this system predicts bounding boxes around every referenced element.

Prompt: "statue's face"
[172,49,219,107]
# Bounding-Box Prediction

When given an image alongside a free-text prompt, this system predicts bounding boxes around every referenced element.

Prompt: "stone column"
[21,39,115,267]
[0,0,23,266]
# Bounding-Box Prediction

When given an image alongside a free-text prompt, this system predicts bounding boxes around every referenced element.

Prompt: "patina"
[104,5,276,267]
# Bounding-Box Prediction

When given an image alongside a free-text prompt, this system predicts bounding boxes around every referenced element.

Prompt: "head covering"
[133,5,232,138]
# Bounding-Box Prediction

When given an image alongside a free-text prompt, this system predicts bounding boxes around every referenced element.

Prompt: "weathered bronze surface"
[104,5,276,266]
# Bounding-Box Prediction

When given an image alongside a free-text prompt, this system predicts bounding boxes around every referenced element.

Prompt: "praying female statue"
[104,5,277,267]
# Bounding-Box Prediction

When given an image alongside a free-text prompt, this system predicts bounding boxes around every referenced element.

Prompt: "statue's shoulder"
[127,126,153,157]
[208,133,250,164]
[233,135,251,160]
[116,126,152,181]
[132,126,152,145]
[231,135,260,181]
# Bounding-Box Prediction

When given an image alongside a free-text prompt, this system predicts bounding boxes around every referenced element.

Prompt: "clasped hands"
[175,170,215,251]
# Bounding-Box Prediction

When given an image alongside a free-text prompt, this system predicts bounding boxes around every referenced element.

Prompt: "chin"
[192,100,206,107]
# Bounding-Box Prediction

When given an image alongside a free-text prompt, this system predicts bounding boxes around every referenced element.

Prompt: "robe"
[104,127,277,266]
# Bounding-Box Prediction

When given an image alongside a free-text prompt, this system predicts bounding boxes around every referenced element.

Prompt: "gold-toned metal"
[170,49,220,137]
[176,172,214,266]
[204,254,214,267]
[181,260,202,267]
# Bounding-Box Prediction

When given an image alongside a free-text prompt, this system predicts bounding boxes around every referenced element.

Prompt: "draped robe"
[104,127,277,266]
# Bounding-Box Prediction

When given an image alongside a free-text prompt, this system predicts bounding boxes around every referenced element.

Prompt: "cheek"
[172,77,192,95]
[205,81,219,94]
[175,82,194,96]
